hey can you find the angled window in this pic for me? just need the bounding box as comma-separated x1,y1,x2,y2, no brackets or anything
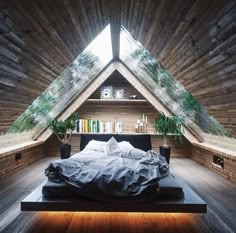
3,24,234,150
4,25,112,143
120,26,231,141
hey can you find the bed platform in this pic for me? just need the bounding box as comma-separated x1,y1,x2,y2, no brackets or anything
21,134,206,213
21,174,206,213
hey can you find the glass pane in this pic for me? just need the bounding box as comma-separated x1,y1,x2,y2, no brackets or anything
120,26,231,139
5,25,112,140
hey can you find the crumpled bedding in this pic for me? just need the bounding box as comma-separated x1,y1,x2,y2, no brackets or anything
45,149,169,201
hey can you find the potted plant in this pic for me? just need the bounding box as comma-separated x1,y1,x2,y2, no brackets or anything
49,113,78,159
154,112,184,164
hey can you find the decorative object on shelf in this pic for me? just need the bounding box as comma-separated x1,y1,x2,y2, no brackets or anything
213,155,224,169
100,86,113,99
129,95,137,99
135,113,148,133
154,112,184,164
115,120,123,133
49,113,78,159
114,89,124,99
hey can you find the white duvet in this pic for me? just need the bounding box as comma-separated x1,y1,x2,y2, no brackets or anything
45,138,169,201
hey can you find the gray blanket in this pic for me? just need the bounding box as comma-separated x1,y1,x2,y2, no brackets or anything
45,150,169,201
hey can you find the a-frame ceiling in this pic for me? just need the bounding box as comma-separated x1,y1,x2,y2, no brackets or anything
0,0,236,137
37,61,199,143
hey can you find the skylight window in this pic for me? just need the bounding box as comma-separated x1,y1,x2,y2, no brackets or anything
3,24,232,149
5,25,112,140
120,26,231,139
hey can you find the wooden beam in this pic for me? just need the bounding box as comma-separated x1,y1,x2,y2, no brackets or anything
110,0,121,59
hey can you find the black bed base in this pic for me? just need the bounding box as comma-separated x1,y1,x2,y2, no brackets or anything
21,182,207,213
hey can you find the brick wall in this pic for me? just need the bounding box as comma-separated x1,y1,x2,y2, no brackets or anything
0,143,45,178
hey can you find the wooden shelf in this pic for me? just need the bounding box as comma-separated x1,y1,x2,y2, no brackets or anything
86,99,147,104
71,132,166,136
72,132,152,135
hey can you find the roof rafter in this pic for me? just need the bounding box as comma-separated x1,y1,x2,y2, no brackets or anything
110,0,121,59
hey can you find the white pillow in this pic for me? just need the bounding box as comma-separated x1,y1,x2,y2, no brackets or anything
118,141,134,152
121,148,146,160
105,137,121,156
83,140,106,152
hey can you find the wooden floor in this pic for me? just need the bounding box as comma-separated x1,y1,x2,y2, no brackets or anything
0,157,236,233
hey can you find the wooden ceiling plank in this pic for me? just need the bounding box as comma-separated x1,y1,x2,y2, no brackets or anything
28,1,74,62
136,0,153,42
4,1,73,70
78,0,96,42
0,77,16,87
1,11,65,73
64,0,87,49
143,0,167,49
163,1,226,71
153,0,195,57
160,1,215,67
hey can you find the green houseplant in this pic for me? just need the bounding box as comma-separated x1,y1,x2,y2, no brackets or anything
49,112,78,159
154,112,184,164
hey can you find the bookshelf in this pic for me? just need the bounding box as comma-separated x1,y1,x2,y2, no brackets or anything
74,72,156,134
75,97,156,135
45,71,191,158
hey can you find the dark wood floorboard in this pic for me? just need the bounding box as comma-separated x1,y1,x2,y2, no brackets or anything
0,157,236,233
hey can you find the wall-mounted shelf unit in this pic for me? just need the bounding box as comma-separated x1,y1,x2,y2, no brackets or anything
44,70,191,158
86,99,147,104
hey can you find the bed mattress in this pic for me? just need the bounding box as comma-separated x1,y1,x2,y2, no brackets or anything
42,173,184,200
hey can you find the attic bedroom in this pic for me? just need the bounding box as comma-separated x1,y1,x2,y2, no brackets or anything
0,0,236,232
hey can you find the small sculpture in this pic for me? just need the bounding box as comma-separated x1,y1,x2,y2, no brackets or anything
129,95,137,99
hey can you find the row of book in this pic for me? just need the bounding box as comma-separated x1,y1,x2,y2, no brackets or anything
73,119,123,133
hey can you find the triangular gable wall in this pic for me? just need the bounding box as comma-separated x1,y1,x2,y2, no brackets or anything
37,61,199,143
